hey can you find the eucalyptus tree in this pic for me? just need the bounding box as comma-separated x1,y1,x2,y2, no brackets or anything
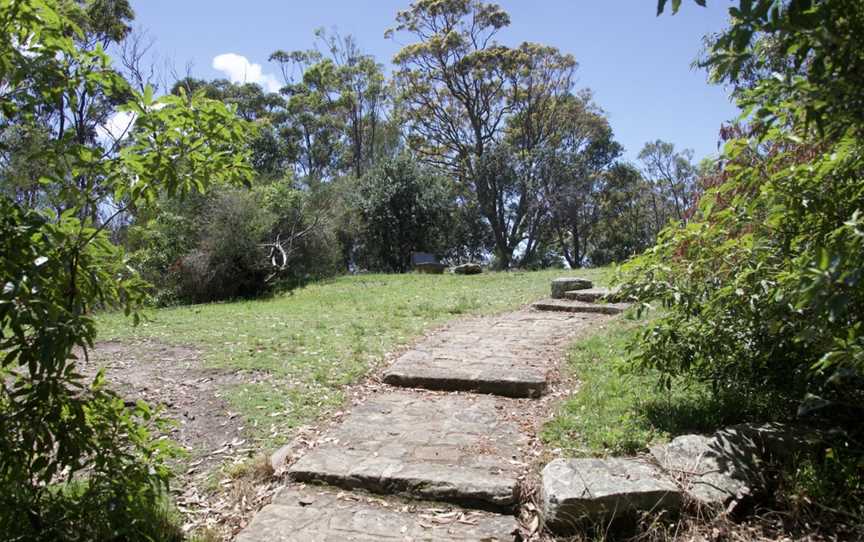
270,30,389,181
589,163,656,265
533,93,623,267
389,0,579,268
637,139,697,229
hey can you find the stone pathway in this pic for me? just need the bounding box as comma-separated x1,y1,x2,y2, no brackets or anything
384,309,600,397
236,279,616,541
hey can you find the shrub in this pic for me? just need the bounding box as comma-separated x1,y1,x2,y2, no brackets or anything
623,0,864,410
353,154,454,272
175,190,275,303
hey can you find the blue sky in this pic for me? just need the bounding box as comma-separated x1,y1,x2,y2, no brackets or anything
128,0,739,163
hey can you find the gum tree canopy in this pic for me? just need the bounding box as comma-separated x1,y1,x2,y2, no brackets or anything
389,0,595,268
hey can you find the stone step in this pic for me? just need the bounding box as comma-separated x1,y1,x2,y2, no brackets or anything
288,391,529,510
551,277,593,298
561,288,611,303
384,363,546,398
235,486,518,541
383,309,597,398
541,457,683,534
532,298,628,315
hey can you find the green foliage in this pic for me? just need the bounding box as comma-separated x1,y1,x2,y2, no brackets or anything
542,316,780,456
97,268,612,446
0,0,254,538
353,154,454,272
625,0,864,409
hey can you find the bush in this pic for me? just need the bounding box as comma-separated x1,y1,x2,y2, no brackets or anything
0,200,179,541
353,154,455,272
175,189,275,303
621,0,864,410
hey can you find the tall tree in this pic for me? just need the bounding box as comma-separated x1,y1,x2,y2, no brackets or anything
270,30,389,181
537,94,622,267
638,139,697,230
589,163,656,265
390,0,578,268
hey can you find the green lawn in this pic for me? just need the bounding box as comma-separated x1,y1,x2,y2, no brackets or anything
98,269,611,445
542,313,782,457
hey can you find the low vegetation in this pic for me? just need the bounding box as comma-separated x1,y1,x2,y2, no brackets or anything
99,269,610,442
543,314,784,457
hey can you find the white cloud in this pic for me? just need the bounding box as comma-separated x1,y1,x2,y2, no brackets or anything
212,53,281,93
97,110,137,142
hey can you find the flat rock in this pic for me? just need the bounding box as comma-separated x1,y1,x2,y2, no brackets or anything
542,458,683,533
288,391,529,509
651,423,825,507
235,486,518,541
532,298,628,315
384,310,597,397
651,434,760,507
452,263,483,275
561,288,613,303
551,277,594,298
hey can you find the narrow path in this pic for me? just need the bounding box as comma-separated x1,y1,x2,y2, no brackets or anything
236,291,614,541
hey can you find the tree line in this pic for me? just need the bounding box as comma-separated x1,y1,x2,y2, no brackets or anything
1,0,702,304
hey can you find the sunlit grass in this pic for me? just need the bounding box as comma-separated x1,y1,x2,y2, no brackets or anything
542,312,781,456
98,269,611,445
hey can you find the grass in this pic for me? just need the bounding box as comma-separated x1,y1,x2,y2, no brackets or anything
542,313,780,457
98,269,610,446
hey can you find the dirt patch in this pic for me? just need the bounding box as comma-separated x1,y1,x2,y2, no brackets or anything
79,340,253,476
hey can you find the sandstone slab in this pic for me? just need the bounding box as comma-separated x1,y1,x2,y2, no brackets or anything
532,298,628,315
651,423,825,508
235,486,518,541
384,310,598,397
551,277,594,298
561,288,612,303
542,458,682,533
288,391,529,509
452,263,483,275
651,434,759,507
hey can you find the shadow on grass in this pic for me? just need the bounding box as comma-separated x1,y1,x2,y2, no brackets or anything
639,387,794,439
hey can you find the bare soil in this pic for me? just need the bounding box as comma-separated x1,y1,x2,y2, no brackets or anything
79,340,251,473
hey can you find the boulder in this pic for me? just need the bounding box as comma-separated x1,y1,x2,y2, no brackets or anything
650,433,762,508
452,262,483,275
650,423,825,508
551,277,593,298
542,457,683,533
